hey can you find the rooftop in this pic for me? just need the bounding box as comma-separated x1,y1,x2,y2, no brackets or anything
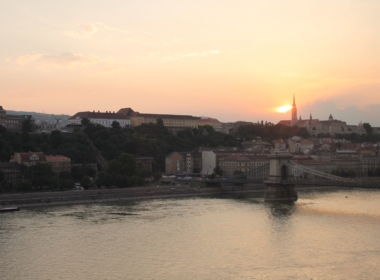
69,111,129,120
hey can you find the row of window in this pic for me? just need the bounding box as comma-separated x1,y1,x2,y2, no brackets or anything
221,162,268,167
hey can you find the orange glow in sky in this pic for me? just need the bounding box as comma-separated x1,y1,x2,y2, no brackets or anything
276,105,292,114
1,0,380,125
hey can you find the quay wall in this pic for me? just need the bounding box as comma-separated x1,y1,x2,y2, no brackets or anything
0,185,266,208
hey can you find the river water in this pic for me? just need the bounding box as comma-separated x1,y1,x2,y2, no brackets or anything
1,188,380,279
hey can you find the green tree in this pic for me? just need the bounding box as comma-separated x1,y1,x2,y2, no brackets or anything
71,166,85,181
81,176,92,189
0,169,5,183
213,166,224,176
153,172,162,181
22,118,34,133
81,117,90,126
111,121,121,129
233,170,247,179
0,125,6,134
19,180,33,192
363,123,373,135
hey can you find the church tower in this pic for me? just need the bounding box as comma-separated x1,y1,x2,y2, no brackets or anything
291,94,297,126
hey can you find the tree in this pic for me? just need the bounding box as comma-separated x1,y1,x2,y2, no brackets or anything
153,172,162,181
0,170,5,183
0,125,6,134
213,166,224,176
363,123,373,135
233,170,247,179
81,176,92,189
19,180,33,192
156,118,164,127
22,118,34,132
81,118,90,126
111,121,121,129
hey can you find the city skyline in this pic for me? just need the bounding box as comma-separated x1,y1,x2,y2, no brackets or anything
1,0,380,125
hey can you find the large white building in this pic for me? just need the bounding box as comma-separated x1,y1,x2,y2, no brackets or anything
68,111,130,128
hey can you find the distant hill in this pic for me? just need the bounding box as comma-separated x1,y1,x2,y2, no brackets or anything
7,110,71,127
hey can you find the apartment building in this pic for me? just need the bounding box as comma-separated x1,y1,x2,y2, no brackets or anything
46,155,71,173
219,155,269,178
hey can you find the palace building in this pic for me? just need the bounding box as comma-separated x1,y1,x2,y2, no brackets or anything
68,111,130,128
0,106,35,131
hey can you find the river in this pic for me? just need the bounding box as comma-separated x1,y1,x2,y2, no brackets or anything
1,188,380,279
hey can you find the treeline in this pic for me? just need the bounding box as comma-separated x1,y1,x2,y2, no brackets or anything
84,119,239,172
237,124,310,142
96,153,161,188
0,125,95,163
0,163,98,192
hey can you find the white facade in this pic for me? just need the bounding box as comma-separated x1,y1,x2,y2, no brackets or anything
201,151,216,175
68,112,131,128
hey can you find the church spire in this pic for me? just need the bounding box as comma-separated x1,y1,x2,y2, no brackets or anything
291,94,297,125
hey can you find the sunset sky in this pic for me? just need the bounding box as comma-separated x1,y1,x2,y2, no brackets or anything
1,0,380,125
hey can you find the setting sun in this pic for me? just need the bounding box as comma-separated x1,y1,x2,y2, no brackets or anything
276,105,292,113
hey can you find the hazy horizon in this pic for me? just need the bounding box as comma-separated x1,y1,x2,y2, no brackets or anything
1,0,380,125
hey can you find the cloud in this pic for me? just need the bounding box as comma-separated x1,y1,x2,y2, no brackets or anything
16,52,122,71
64,21,156,39
63,22,99,39
142,50,220,62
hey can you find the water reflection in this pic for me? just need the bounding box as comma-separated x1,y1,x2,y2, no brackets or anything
266,202,296,219
1,190,380,279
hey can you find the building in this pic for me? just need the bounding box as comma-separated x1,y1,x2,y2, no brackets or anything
198,117,229,133
292,156,337,178
360,155,380,176
241,138,272,151
136,157,154,172
0,105,35,131
10,152,72,174
118,108,199,129
165,152,184,175
10,152,47,166
219,155,269,178
46,155,71,173
68,111,130,128
200,147,241,175
278,96,366,136
273,139,287,150
164,149,202,175
0,162,20,184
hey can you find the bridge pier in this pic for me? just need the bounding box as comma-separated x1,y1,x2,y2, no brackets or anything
264,151,298,203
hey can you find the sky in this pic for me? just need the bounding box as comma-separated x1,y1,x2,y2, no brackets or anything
1,0,380,125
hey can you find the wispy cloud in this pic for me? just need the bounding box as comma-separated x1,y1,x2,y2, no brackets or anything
63,22,99,39
142,50,220,62
64,21,156,39
16,52,122,72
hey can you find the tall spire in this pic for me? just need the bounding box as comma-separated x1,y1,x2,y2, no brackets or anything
291,94,297,125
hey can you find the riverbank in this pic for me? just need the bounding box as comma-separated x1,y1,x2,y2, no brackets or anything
0,184,266,208
0,184,368,208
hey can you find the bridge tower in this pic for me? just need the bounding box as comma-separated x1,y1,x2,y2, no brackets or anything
264,150,298,202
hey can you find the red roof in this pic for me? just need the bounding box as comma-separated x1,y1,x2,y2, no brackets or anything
46,155,70,162
18,152,46,162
